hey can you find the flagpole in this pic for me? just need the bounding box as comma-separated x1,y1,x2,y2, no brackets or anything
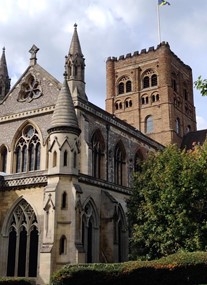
157,3,161,43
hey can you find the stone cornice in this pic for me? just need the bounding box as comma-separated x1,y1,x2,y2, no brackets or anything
0,171,47,190
79,174,132,195
0,105,55,123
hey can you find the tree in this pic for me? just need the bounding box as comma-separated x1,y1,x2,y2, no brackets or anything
127,143,207,260
194,76,207,96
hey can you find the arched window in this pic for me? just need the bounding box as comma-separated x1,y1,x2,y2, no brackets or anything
82,199,99,263
143,76,150,88
63,150,68,166
145,115,153,133
113,204,127,262
91,130,105,179
14,125,41,173
114,142,126,186
73,151,77,168
61,192,67,209
6,199,38,277
118,82,124,94
53,151,57,167
134,150,143,172
126,81,132,92
176,118,181,135
59,235,67,255
151,74,157,86
0,145,8,172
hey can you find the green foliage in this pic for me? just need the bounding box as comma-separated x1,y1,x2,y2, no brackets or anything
0,278,32,285
127,143,207,260
195,76,207,96
51,252,207,285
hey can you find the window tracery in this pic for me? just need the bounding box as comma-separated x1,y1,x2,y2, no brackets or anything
6,199,38,277
14,125,41,173
142,70,158,89
18,74,42,102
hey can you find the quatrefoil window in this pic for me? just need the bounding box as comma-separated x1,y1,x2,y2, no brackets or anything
18,74,42,102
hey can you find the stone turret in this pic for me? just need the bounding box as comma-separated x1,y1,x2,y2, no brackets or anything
0,48,10,100
65,24,87,101
47,73,81,175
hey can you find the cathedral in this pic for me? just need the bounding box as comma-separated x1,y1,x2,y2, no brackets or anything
0,24,197,284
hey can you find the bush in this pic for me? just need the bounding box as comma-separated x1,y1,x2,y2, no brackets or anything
51,252,207,285
0,278,33,285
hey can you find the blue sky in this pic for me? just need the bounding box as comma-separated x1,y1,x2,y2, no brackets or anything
0,0,207,129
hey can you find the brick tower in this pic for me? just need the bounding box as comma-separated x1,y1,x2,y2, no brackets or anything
105,42,197,146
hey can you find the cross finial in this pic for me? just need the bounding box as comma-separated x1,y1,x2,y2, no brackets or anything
29,44,39,65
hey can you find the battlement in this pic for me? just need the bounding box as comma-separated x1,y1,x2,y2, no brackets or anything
106,41,191,70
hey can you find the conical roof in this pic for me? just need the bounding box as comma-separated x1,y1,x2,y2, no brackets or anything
68,23,83,56
0,47,9,78
48,76,80,135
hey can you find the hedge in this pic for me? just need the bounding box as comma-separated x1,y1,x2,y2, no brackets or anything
0,278,33,285
51,251,207,285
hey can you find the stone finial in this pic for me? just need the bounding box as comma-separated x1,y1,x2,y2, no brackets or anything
29,44,39,66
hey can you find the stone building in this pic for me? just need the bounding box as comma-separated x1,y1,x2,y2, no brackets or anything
0,25,164,284
105,42,197,146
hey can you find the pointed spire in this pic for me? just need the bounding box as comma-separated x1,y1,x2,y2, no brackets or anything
65,24,87,101
0,47,10,99
48,73,81,136
68,23,83,57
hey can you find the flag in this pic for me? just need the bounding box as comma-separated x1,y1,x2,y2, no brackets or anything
158,0,170,6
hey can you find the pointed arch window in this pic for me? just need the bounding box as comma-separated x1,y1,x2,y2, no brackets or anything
82,199,99,263
134,150,143,172
59,235,67,255
6,199,39,277
61,191,67,209
91,130,105,179
114,142,126,186
14,125,41,173
145,115,153,133
176,118,181,135
113,205,127,262
63,150,68,166
0,145,8,172
53,151,57,167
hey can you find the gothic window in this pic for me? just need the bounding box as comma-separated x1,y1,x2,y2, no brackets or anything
113,204,127,262
145,115,153,133
176,118,181,135
63,150,68,166
114,142,126,186
73,151,77,168
134,150,143,172
126,80,132,92
18,74,42,102
6,199,38,277
0,145,7,172
59,235,67,255
91,130,105,179
171,73,178,93
53,151,57,167
118,82,124,94
14,125,41,173
61,192,67,209
82,199,98,263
